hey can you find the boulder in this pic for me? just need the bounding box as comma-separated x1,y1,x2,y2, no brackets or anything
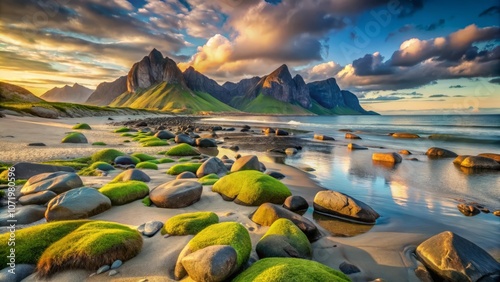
11,162,75,179
347,143,368,150
195,138,217,148
478,153,500,163
399,150,412,155
283,196,309,212
176,171,197,179
392,133,420,138
372,152,402,163
175,134,195,146
0,205,46,225
460,156,500,170
266,171,286,180
230,155,261,172
426,147,458,158
113,169,151,182
20,172,83,197
453,155,470,165
181,245,238,282
61,132,88,143
416,231,500,281
149,180,202,208
345,133,361,139
45,187,112,221
137,221,163,237
457,204,480,216
99,181,150,206
314,134,335,141
0,264,36,282
161,211,219,236
114,156,138,166
18,190,57,205
250,203,321,242
166,143,200,156
313,190,380,224
263,128,275,134
154,130,175,140
196,157,228,178
256,218,312,259
275,129,289,136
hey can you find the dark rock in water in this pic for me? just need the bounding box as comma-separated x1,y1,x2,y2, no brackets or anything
18,190,57,205
149,180,202,208
426,147,458,158
231,155,261,172
137,220,163,237
266,171,286,180
345,133,361,139
12,162,75,179
0,264,36,282
314,134,335,141
478,153,500,163
348,143,368,150
114,169,150,182
20,172,83,196
0,205,46,225
283,196,309,212
275,129,289,136
195,138,217,148
176,171,197,179
460,156,500,170
28,142,46,146
154,130,176,140
339,262,361,274
175,134,195,146
196,157,228,178
457,204,480,216
313,190,380,224
114,156,137,166
416,231,500,281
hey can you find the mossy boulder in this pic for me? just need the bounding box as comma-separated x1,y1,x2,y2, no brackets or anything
198,173,220,185
167,163,202,175
141,139,169,147
72,123,92,130
99,181,150,205
112,169,151,182
142,196,151,206
61,132,88,144
136,162,158,170
114,127,130,133
174,222,252,280
91,149,126,163
212,170,291,206
131,153,156,162
89,161,114,171
161,211,219,236
232,258,350,282
256,218,312,259
166,144,201,156
158,158,175,163
91,142,107,146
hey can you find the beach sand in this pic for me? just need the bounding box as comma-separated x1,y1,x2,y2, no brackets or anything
0,114,489,281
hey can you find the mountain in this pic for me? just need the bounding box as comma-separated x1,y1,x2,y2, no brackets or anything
183,66,231,104
0,82,43,103
86,76,127,106
41,83,93,103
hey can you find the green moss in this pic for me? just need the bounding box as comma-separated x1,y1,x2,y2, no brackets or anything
158,158,175,163
177,157,190,162
166,144,200,156
161,212,219,236
142,196,151,206
186,222,251,268
99,180,150,205
124,140,131,143
61,132,87,143
167,163,202,175
121,133,136,137
114,127,130,133
91,149,126,163
89,161,114,171
232,258,351,282
92,142,107,146
78,167,103,176
257,218,312,259
141,140,169,147
72,123,92,130
135,162,158,170
131,153,157,162
198,173,219,185
212,170,291,206
145,159,160,164
42,157,91,170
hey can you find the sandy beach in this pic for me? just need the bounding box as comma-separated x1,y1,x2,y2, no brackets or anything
0,114,498,282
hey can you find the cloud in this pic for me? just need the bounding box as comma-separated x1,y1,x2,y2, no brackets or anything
479,6,500,17
429,94,449,98
449,85,465,88
300,61,344,81
389,91,423,97
416,19,445,31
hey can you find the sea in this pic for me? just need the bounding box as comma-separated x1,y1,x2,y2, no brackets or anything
200,114,500,254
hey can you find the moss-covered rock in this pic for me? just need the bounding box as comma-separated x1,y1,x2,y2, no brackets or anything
177,157,190,162
114,127,130,133
91,149,126,163
212,170,291,206
167,163,202,175
166,144,201,156
61,132,88,144
232,258,350,282
89,161,114,171
135,162,158,170
141,140,169,147
174,222,251,280
198,173,219,185
91,142,107,146
158,158,175,163
99,181,150,205
256,218,312,259
72,123,92,130
161,211,219,236
131,153,156,162
142,196,151,206
121,132,136,137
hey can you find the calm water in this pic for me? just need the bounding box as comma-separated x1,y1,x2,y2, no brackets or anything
201,115,500,254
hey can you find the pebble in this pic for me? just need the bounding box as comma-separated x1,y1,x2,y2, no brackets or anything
109,270,118,276
111,260,123,269
96,265,110,274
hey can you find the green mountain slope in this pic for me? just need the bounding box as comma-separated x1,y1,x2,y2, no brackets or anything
239,94,313,115
309,100,363,115
110,82,237,114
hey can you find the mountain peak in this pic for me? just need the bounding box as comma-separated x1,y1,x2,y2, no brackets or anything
269,64,290,77
148,48,164,61
185,66,196,72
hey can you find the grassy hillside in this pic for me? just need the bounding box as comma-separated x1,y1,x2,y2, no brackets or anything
110,82,237,114
0,82,43,103
309,100,362,115
240,94,313,115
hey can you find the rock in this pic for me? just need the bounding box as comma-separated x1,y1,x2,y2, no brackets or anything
0,264,36,282
181,245,238,282
457,204,480,216
96,265,110,274
149,180,202,208
0,205,46,225
114,156,138,166
372,152,402,163
175,134,195,145
138,221,163,237
266,171,286,180
426,147,458,158
263,128,275,134
242,125,251,130
18,190,57,205
493,210,500,216
154,130,175,140
478,153,500,163
28,142,46,146
229,145,239,151
166,143,200,156
453,155,470,165
230,155,261,172
392,132,420,138
339,262,361,274
313,190,380,224
285,148,298,155
256,218,312,259
275,129,289,136
111,260,123,269
416,231,500,281
348,143,368,150
345,133,361,139
283,196,309,212
314,134,335,141
11,162,75,179
61,132,88,143
109,270,118,276
20,172,83,196
259,162,267,172
211,126,222,131
195,138,217,148
225,127,235,131
460,156,500,170
176,171,197,179
399,150,412,155
196,157,228,178
113,169,151,182
250,203,321,241
45,187,112,221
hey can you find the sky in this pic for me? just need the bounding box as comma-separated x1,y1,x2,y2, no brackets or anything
0,0,499,114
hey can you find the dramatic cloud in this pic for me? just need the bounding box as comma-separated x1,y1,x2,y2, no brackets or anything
385,19,445,41
300,61,344,81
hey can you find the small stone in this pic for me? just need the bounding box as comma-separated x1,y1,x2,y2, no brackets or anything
109,270,118,276
28,142,46,146
96,265,110,274
111,260,123,269
493,210,500,216
339,261,361,274
457,204,480,216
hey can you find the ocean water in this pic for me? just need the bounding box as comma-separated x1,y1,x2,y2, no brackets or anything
201,115,500,254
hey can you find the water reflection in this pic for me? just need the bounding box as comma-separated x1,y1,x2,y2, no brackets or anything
313,213,374,237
